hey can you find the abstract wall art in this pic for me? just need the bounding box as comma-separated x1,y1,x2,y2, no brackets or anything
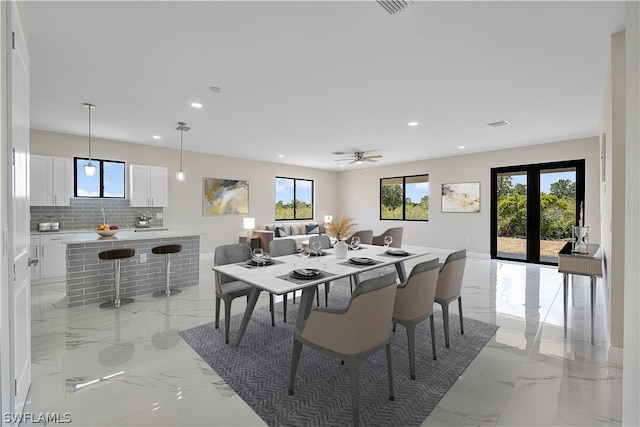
441,182,480,213
203,178,249,215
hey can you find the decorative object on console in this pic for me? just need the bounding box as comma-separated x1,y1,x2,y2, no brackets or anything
572,202,589,253
441,182,480,213
203,178,249,215
83,102,96,176
175,122,190,182
243,217,255,238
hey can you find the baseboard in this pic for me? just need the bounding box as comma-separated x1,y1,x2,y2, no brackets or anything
608,345,623,367
468,251,491,259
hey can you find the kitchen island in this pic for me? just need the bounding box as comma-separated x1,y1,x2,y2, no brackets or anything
62,230,202,308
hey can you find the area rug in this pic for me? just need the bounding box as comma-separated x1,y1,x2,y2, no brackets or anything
179,285,498,427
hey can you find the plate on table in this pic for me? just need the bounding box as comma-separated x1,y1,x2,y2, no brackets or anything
247,257,275,266
305,249,328,256
348,257,376,265
385,249,409,256
289,268,323,280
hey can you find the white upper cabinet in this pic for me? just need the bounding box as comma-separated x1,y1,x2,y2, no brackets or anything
30,155,70,206
129,164,168,207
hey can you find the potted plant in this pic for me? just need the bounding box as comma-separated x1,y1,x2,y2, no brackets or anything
325,216,357,258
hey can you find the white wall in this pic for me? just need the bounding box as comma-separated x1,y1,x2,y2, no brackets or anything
337,137,600,256
30,130,339,258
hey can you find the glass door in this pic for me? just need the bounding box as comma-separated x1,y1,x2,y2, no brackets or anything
491,160,585,265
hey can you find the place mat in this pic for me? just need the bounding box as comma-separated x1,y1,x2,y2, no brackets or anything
339,258,384,269
277,269,337,284
237,258,285,269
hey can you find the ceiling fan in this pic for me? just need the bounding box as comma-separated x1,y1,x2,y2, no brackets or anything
333,151,383,165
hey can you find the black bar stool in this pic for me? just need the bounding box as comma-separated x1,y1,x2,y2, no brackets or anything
99,248,136,308
152,243,183,297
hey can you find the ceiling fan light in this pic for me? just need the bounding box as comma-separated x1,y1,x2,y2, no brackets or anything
84,161,96,176
355,160,364,165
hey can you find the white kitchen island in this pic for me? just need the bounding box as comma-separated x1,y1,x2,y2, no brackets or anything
62,230,202,308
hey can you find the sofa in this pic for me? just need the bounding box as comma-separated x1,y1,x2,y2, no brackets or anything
254,222,326,251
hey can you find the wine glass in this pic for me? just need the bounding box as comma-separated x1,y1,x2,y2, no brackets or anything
301,248,311,263
384,235,393,248
253,248,265,266
311,241,323,261
350,236,360,252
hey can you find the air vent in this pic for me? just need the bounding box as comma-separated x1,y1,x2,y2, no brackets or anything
377,0,412,15
487,120,510,128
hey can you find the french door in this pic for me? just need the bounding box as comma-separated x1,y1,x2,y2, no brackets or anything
491,160,585,265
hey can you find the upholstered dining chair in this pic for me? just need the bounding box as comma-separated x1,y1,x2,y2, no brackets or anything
308,234,332,306
435,249,467,347
372,227,403,248
288,272,398,427
392,258,440,379
214,243,275,344
269,238,299,322
345,229,373,245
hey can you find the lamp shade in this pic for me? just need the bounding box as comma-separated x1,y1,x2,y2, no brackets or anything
324,215,333,223
243,218,256,230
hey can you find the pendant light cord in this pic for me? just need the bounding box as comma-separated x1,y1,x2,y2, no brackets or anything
179,129,183,170
84,103,95,160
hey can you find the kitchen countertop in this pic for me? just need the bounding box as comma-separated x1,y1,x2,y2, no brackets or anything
60,230,202,244
31,227,168,235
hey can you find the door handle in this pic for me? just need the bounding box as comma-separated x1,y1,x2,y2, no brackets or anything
28,258,39,267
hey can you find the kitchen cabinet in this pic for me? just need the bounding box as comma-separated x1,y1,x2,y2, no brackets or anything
30,155,71,206
129,164,168,207
30,233,70,284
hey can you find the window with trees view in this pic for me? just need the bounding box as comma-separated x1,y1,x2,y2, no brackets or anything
380,174,429,220
275,177,313,220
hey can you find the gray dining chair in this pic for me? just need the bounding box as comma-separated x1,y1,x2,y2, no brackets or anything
435,249,467,347
392,258,440,379
345,229,373,245
372,227,403,247
214,243,275,344
307,234,332,306
288,272,398,427
269,239,299,322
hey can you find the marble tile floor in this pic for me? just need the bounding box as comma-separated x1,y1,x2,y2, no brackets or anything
24,250,622,426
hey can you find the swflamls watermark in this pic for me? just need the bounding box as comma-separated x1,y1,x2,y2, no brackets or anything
3,412,72,424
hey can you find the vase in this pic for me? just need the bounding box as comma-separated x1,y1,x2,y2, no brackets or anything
334,239,348,259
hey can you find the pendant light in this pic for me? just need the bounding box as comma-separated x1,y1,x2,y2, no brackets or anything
175,121,190,182
83,102,96,176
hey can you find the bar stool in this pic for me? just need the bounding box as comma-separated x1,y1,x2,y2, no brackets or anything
99,248,136,308
152,243,183,297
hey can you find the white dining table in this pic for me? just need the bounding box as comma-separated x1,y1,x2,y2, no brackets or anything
212,244,434,346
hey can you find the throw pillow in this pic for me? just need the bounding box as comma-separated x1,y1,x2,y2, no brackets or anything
266,225,276,232
305,224,320,235
289,225,299,236
275,226,287,237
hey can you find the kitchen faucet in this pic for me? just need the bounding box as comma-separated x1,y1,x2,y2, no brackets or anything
101,208,106,225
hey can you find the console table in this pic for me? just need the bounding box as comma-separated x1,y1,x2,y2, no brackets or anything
557,242,603,344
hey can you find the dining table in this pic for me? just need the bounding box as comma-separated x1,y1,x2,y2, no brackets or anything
212,244,434,347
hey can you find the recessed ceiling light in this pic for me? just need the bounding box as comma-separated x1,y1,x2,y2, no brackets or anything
152,135,161,140
458,146,465,149
407,121,419,127
278,154,284,158
191,102,203,108
209,86,222,93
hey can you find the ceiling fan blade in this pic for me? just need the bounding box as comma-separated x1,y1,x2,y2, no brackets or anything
364,155,383,160
334,158,353,161
365,158,379,162
349,159,357,164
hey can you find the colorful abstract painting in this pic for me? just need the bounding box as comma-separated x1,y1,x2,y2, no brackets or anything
203,178,249,215
441,182,480,213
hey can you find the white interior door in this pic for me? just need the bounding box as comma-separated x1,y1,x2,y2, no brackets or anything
9,1,31,413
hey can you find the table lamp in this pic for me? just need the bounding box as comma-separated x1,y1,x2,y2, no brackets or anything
243,218,255,238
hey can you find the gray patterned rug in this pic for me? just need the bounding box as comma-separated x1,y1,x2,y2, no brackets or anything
179,284,498,426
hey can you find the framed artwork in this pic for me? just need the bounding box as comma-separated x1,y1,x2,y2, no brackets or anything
441,182,480,213
203,178,249,216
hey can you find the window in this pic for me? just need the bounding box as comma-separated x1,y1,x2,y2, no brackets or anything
275,177,314,220
74,157,125,198
380,174,429,220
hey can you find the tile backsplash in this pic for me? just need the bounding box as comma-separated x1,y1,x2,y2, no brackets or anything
30,199,163,231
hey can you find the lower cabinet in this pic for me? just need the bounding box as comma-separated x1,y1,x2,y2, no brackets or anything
31,234,70,284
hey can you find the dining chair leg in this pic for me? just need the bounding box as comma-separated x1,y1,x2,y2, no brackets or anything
392,322,396,333
347,360,361,427
324,282,330,307
214,296,221,329
406,323,416,380
269,294,275,327
315,287,320,306
458,296,464,335
349,276,354,293
386,342,395,400
442,303,451,347
293,292,296,304
288,339,303,395
429,314,437,360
